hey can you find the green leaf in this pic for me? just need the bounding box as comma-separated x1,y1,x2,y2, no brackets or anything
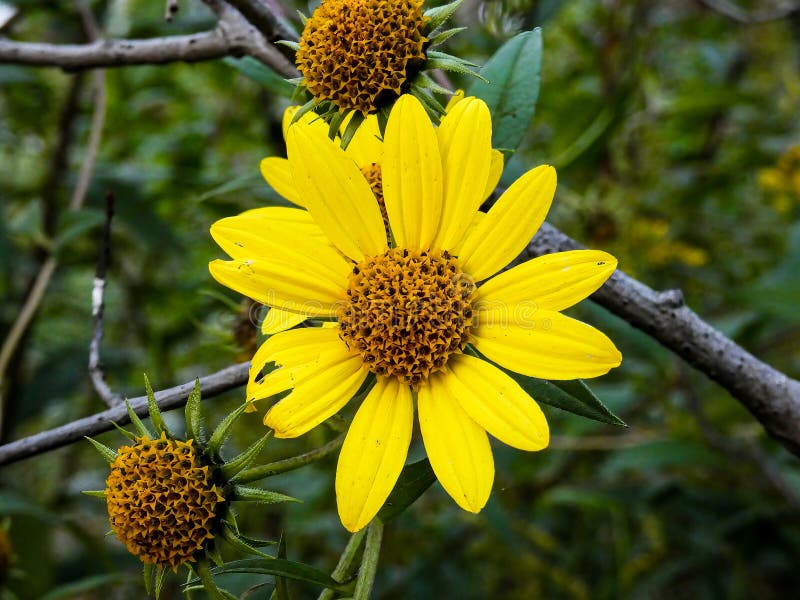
85,437,117,463
40,574,133,600
232,486,301,505
144,373,171,437
222,56,295,97
377,458,436,522
467,28,543,154
223,431,273,480
186,559,353,594
185,379,204,444
208,403,248,458
511,374,626,426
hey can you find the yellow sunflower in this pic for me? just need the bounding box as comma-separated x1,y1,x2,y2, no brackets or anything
258,94,504,335
209,94,622,532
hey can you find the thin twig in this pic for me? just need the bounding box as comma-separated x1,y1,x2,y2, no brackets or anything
0,363,250,465
696,0,800,23
165,0,179,22
89,193,121,407
525,223,800,458
224,0,298,46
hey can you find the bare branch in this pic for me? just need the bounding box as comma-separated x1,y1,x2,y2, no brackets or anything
89,193,121,407
165,0,180,22
696,0,800,23
524,223,800,458
224,0,298,51
0,31,237,69
0,363,249,465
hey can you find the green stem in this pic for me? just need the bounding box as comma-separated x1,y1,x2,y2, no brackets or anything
353,520,384,600
236,433,346,484
318,529,368,600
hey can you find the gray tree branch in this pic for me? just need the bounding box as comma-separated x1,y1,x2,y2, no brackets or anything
0,363,249,465
0,0,297,75
525,223,800,457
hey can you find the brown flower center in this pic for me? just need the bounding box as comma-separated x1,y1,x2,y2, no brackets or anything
105,434,224,570
296,0,427,114
338,248,475,387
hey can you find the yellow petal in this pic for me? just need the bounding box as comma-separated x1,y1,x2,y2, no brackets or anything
418,374,494,513
445,89,465,112
483,149,504,201
210,207,332,260
458,165,557,281
344,114,383,168
336,378,413,532
445,354,549,451
473,310,622,380
209,256,345,317
432,97,493,250
281,106,300,138
261,308,308,335
264,350,369,438
475,250,618,312
382,95,443,249
260,157,304,207
251,326,344,373
287,125,386,261
247,366,295,403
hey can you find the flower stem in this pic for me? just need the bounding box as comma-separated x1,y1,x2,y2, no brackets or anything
317,529,368,600
353,519,384,600
235,433,346,484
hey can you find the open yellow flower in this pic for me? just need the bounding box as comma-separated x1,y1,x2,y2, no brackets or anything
258,96,504,335
209,94,622,532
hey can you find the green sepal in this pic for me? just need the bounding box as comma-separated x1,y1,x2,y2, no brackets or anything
424,0,464,33
125,399,153,438
339,111,365,151
296,10,307,25
376,106,391,138
144,374,171,438
85,437,117,463
154,566,167,600
231,486,301,504
276,40,300,51
207,544,225,568
327,109,348,142
221,522,273,558
184,379,204,445
143,563,154,596
429,26,467,48
222,517,277,548
110,420,136,441
208,403,248,459
290,98,318,125
191,560,227,600
223,431,273,480
426,51,484,80
81,490,106,498
409,85,445,123
412,71,452,96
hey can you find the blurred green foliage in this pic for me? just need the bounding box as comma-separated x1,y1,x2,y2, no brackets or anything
1,0,799,598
